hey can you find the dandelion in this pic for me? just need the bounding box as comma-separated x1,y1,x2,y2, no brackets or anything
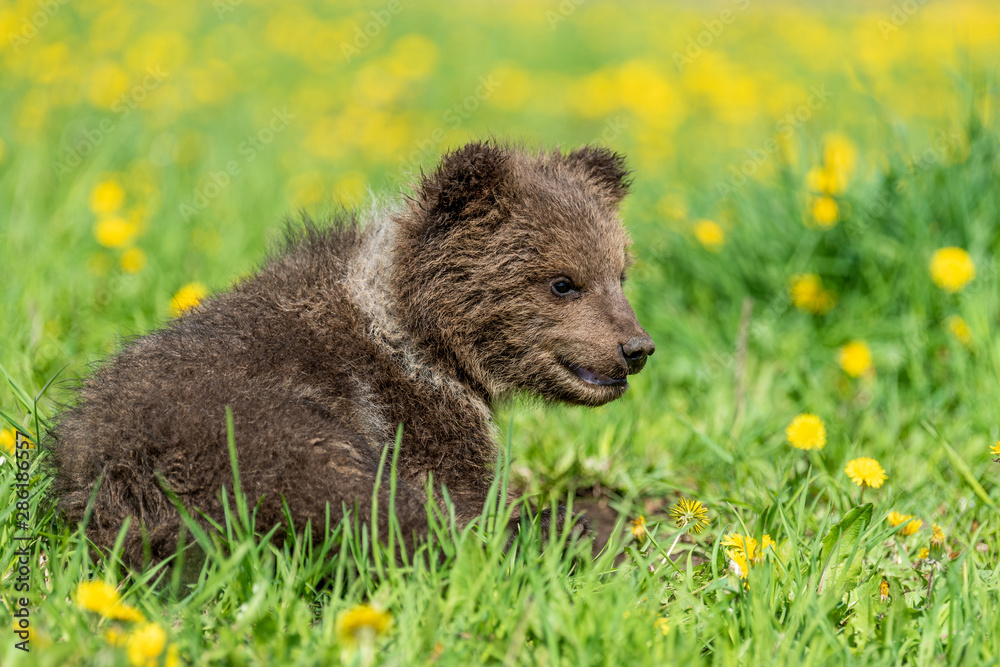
785,413,826,451
809,196,839,229
654,617,669,635
90,179,125,216
105,628,128,647
947,315,971,346
822,134,858,178
844,457,887,494
126,622,166,667
991,441,1000,463
930,523,945,546
669,497,710,533
75,580,144,623
806,166,847,196
917,547,929,559
120,248,147,274
0,428,15,457
169,282,209,317
693,220,724,252
722,533,774,579
335,604,392,646
878,579,890,603
789,273,835,314
838,340,873,377
929,247,975,293
630,516,647,541
887,511,922,536
94,217,138,249
165,644,180,667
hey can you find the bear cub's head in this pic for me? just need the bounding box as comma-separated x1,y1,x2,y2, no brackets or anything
393,141,654,407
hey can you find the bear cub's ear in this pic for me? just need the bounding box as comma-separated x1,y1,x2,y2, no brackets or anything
417,141,509,230
564,146,631,204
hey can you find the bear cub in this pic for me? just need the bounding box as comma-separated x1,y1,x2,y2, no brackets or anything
50,141,655,566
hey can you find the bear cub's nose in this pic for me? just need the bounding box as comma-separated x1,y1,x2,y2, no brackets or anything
621,335,655,374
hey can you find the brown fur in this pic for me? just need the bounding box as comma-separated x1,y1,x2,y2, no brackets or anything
48,141,654,567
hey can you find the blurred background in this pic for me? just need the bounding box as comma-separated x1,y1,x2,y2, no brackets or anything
2,0,998,502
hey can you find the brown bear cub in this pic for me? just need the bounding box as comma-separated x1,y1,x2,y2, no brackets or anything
50,141,655,567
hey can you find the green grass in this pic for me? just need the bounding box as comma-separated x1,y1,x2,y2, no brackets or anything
3,1,1000,664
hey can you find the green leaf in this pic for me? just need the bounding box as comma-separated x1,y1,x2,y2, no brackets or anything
818,504,873,594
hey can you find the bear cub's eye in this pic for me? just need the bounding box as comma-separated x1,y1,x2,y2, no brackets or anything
550,277,579,297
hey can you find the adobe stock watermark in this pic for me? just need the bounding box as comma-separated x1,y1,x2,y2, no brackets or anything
51,66,170,180
845,128,963,241
179,108,295,220
6,0,71,52
546,0,586,30
391,75,502,185
341,0,403,62
696,295,788,390
713,84,832,198
214,0,243,19
672,0,751,72
878,0,931,39
592,115,628,145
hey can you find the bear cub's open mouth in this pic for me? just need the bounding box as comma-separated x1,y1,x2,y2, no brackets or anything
563,361,628,387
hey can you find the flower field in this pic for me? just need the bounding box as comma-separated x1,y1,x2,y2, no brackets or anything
2,0,999,664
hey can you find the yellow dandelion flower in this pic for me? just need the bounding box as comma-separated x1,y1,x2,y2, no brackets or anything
387,34,439,80
120,248,147,274
822,134,858,179
917,547,929,559
76,580,119,613
887,511,922,536
669,497,710,534
165,644,180,667
105,628,128,647
844,457,887,489
785,413,826,451
947,315,972,346
929,247,975,293
75,580,144,622
335,604,392,646
809,196,839,229
727,549,749,579
654,617,669,635
0,428,15,457
991,441,1000,462
630,516,647,541
90,179,125,216
94,217,139,249
722,533,774,578
693,220,724,252
930,523,945,546
878,579,890,603
789,274,836,315
838,340,873,377
901,518,923,536
169,282,209,317
887,511,910,527
126,622,166,667
806,165,847,196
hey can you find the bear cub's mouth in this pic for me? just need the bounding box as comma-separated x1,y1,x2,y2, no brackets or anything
562,361,628,387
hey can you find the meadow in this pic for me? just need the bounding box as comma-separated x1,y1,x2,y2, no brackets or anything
2,0,1000,664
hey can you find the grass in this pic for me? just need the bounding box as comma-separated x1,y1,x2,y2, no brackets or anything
3,0,1000,664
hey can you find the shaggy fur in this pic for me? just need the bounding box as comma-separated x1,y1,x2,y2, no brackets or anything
48,141,655,567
